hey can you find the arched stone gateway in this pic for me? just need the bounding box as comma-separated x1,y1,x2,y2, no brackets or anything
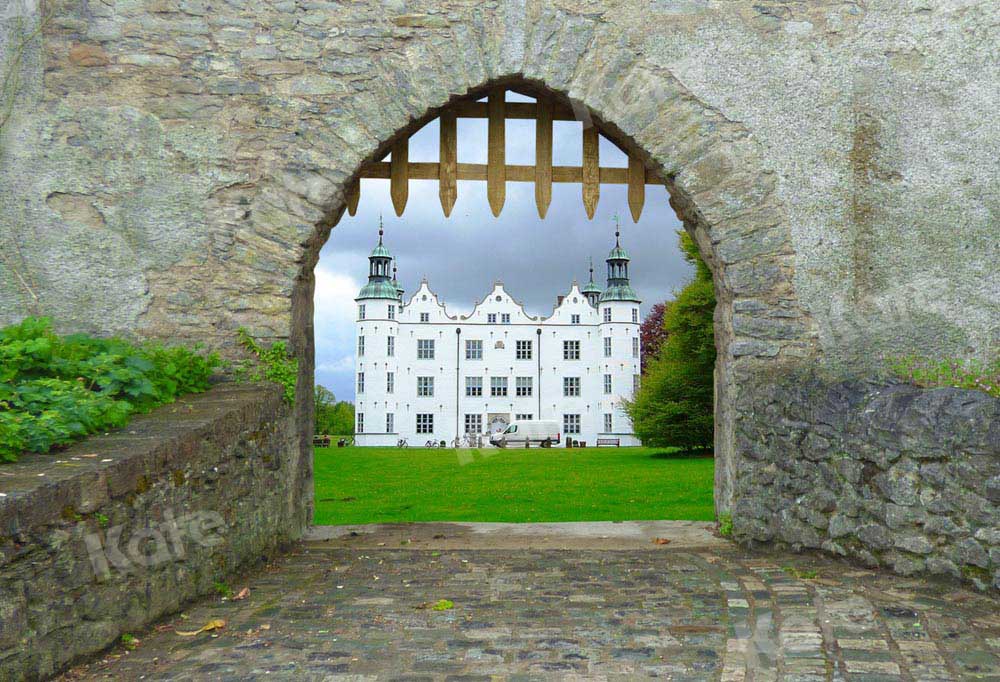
1,2,997,588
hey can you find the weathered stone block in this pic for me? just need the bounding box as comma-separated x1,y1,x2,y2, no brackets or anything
0,384,302,681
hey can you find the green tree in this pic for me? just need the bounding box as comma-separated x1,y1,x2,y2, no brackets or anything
330,400,355,435
314,384,337,434
624,231,716,451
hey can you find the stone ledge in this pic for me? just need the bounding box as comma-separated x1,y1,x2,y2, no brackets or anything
0,382,285,538
0,381,300,681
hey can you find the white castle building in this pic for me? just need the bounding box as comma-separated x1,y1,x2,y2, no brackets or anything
354,224,642,446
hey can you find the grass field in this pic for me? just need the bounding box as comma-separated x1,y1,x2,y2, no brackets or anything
313,445,715,525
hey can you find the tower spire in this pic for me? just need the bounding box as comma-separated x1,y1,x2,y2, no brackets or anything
356,215,397,301
598,214,640,304
582,255,603,306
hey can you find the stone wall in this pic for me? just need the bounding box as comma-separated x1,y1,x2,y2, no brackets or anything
0,383,305,681
732,371,1000,591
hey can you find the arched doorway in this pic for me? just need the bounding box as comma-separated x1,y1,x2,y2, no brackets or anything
286,77,816,525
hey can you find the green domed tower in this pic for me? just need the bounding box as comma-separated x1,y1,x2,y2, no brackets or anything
598,219,640,304
356,219,400,303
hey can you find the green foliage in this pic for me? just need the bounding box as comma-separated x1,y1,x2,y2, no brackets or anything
782,566,818,580
314,384,355,435
888,355,999,398
213,581,233,599
0,317,219,463
718,513,733,538
624,231,716,451
234,329,298,404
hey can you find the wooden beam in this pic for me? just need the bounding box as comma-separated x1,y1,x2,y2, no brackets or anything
451,100,577,122
627,154,645,223
359,161,662,185
439,110,457,217
346,178,360,216
582,125,599,219
487,89,505,217
534,96,553,219
389,138,409,216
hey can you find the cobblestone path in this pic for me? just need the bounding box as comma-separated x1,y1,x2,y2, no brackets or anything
62,530,1000,681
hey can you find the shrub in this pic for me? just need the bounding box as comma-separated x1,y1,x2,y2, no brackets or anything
234,328,298,404
888,355,999,398
0,317,219,462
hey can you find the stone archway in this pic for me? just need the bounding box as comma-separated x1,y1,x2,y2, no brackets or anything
283,72,816,524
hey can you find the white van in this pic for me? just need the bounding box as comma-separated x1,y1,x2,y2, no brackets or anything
489,420,561,448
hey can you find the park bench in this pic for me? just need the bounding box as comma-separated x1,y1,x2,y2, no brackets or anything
596,437,620,447
313,435,331,447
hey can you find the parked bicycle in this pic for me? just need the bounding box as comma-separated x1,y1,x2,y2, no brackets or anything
397,438,408,448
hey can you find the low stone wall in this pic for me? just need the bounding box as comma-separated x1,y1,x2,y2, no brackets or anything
0,382,305,681
733,372,1000,591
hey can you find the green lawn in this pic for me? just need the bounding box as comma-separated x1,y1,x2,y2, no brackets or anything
313,445,715,525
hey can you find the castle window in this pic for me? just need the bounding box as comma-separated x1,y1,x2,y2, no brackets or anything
571,314,580,325
604,413,613,433
465,376,483,397
491,377,508,397
358,304,366,320
604,374,612,394
386,372,394,393
515,413,533,421
417,376,434,397
357,336,365,357
516,377,533,397
417,339,435,359
603,307,612,323
632,308,638,323
604,337,612,357
387,336,395,357
563,377,580,397
488,313,497,323
563,414,580,434
357,412,364,433
516,340,532,360
386,413,394,433
357,372,365,394
632,337,639,358
563,340,580,360
464,414,482,434
466,339,482,360
633,375,640,393
388,304,395,320
501,313,511,324
420,312,430,322
416,413,433,434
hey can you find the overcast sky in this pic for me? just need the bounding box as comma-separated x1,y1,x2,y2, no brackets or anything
315,96,690,402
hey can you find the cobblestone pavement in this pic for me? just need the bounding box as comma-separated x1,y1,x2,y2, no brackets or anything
61,530,1000,681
